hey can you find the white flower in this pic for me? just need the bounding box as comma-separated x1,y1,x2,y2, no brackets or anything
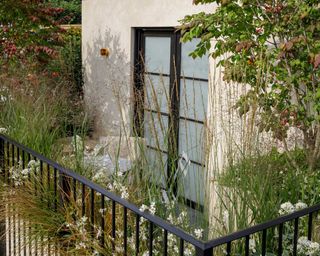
116,171,124,177
92,250,99,256
107,183,114,191
140,204,148,212
249,239,256,253
80,216,88,223
98,208,107,215
184,247,193,256
194,228,203,239
28,160,40,172
92,170,107,183
167,214,174,223
21,168,29,176
120,186,129,199
149,202,156,215
297,237,320,256
76,241,86,249
279,202,295,215
294,201,308,211
0,127,7,134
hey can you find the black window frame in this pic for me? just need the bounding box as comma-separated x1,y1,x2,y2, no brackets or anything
133,27,208,210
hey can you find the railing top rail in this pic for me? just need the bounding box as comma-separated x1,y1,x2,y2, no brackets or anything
1,133,320,251
0,134,205,249
203,203,320,249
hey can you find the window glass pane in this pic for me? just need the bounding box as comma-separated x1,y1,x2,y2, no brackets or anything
145,149,167,187
178,120,206,163
179,79,208,121
145,74,170,114
144,112,169,151
145,37,171,74
178,163,205,204
181,39,209,79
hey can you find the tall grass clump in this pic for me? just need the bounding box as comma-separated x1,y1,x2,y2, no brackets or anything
0,27,86,159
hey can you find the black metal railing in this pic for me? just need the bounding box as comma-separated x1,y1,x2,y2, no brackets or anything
0,133,319,256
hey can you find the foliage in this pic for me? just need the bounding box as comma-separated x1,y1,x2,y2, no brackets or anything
0,0,69,66
217,149,320,254
46,0,82,24
180,0,320,169
218,149,318,230
60,27,83,94
0,61,87,158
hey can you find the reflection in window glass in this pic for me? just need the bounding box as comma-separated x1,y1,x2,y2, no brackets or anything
145,37,171,74
144,74,170,114
178,120,206,164
178,163,205,204
144,112,169,152
181,38,209,79
179,79,208,121
145,149,168,187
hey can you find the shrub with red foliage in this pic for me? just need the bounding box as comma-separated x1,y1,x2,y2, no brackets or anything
0,0,70,65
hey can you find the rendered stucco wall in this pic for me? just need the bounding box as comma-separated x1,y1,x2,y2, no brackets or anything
82,0,243,220
82,0,304,228
82,0,214,136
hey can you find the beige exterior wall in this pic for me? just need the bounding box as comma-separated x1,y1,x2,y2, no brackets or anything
82,0,238,219
82,0,277,223
82,0,214,136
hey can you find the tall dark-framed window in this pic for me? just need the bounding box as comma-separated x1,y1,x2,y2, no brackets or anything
133,27,209,208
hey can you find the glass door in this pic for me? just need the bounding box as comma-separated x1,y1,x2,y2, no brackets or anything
134,28,209,208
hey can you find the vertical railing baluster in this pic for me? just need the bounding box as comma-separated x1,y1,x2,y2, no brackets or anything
33,157,38,256
47,164,51,209
163,230,168,256
100,195,105,248
123,207,127,255
245,235,249,256
262,229,267,256
21,148,26,255
82,184,86,216
90,189,95,237
54,168,57,211
6,142,9,184
278,223,283,256
135,215,140,256
0,137,6,255
27,153,31,181
11,145,16,256
308,212,313,240
112,201,116,252
40,160,43,190
11,144,14,169
293,218,299,256
149,222,153,256
17,147,21,255
6,142,11,255
179,238,184,256
195,246,213,256
226,241,231,256
73,178,77,202
27,153,31,255
34,156,37,197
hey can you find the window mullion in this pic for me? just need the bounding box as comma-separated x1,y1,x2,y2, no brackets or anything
166,32,181,195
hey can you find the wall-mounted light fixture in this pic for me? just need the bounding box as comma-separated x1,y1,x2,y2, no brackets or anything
100,48,110,57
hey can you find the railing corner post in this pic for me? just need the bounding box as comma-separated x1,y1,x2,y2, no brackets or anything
195,246,213,256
